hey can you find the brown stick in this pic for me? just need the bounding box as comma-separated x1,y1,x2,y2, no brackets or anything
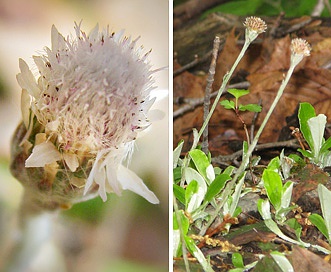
173,50,213,77
202,36,221,154
211,139,300,164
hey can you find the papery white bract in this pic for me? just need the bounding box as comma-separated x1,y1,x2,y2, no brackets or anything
16,22,159,204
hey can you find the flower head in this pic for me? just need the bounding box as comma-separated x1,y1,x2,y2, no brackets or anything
12,22,159,208
290,38,311,57
243,16,267,43
290,38,311,67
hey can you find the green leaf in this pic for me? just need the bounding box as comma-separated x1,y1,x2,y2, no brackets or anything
308,114,327,159
267,156,281,171
228,171,246,217
173,140,184,168
173,210,189,233
286,218,301,230
173,184,185,205
298,148,313,159
227,88,250,99
242,141,249,165
321,151,331,167
318,184,331,241
223,165,236,176
239,103,262,112
183,167,207,212
213,167,222,175
281,181,293,209
192,128,200,150
251,156,261,167
258,198,271,220
276,206,297,222
280,150,293,179
220,99,235,110
320,137,331,154
189,149,212,183
270,251,294,272
173,210,190,257
263,170,282,210
233,206,242,218
185,180,199,207
232,252,244,268
298,102,316,151
184,236,214,272
173,166,182,183
204,173,231,202
288,154,306,166
264,218,309,247
309,213,329,241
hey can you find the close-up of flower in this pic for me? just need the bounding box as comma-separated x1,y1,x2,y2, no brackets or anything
11,22,159,211
0,1,168,271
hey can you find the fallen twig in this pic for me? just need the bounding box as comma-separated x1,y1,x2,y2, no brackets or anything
174,50,214,77
212,139,300,164
202,36,221,154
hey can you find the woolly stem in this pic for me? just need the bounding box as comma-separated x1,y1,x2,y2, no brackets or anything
200,61,298,235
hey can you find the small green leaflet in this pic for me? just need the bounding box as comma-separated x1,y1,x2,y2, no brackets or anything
220,100,235,110
238,104,262,112
227,88,250,100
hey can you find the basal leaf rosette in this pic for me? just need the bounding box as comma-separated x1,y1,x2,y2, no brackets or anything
11,23,159,211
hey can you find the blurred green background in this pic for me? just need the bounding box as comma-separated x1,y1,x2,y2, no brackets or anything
175,0,331,17
0,0,169,271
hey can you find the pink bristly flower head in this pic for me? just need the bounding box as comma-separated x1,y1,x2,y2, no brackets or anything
290,38,311,67
243,16,267,42
243,16,267,34
290,38,311,57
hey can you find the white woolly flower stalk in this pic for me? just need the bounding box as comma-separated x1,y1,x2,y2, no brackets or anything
200,38,311,235
195,16,267,147
11,23,159,211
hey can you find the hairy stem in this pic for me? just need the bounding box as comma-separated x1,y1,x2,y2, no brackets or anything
4,191,65,272
200,62,297,235
193,38,251,151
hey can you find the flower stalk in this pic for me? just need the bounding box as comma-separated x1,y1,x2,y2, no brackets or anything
4,212,59,272
194,17,267,149
200,38,311,235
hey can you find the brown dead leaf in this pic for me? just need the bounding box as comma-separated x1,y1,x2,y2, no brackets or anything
229,229,276,246
290,246,331,272
257,36,291,73
292,163,329,204
174,61,206,151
